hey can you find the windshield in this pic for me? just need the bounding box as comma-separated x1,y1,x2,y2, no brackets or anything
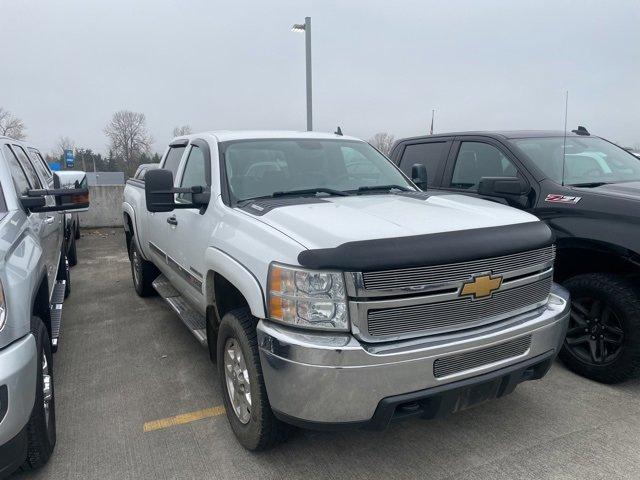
513,136,640,186
223,139,414,202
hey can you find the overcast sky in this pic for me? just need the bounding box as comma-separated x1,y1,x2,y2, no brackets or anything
2,0,639,154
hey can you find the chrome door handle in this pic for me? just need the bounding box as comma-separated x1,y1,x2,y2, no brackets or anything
44,216,56,224
167,216,178,226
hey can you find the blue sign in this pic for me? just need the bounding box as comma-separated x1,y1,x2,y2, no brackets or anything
49,162,61,171
64,149,74,168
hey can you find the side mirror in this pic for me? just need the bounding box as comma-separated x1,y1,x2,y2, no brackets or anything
145,169,175,213
411,163,428,190
478,177,531,206
21,171,90,213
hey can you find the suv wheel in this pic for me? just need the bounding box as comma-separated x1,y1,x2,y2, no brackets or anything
20,316,56,471
560,273,640,383
217,307,289,450
130,238,158,297
68,235,78,267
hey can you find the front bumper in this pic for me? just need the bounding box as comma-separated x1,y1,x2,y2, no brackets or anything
257,283,569,427
0,334,37,447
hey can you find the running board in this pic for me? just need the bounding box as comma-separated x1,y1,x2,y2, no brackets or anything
152,274,207,346
50,280,66,353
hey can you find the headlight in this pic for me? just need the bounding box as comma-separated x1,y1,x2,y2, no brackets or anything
267,263,348,331
0,279,6,332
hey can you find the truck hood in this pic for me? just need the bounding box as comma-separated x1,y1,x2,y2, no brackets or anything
574,181,640,202
250,193,539,250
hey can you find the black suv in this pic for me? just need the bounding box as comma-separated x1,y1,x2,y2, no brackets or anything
390,129,640,384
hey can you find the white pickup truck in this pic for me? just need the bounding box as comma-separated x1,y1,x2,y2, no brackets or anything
122,131,569,450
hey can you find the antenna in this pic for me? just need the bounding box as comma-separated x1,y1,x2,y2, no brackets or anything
334,126,343,136
561,91,568,187
430,109,435,135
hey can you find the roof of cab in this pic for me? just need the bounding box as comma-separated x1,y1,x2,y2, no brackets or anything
398,130,587,143
172,130,363,143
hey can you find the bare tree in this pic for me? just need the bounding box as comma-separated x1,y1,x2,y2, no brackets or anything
369,132,395,155
104,110,152,173
0,108,26,140
173,125,192,137
57,136,76,156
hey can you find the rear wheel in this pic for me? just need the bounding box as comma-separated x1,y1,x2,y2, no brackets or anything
130,238,158,297
560,273,640,383
20,317,56,471
217,308,288,450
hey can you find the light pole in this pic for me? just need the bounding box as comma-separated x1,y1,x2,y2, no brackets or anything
292,17,312,131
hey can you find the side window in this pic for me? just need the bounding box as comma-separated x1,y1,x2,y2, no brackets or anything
29,150,52,180
178,146,207,203
162,146,186,177
13,145,42,189
398,142,447,186
2,145,32,195
450,142,518,190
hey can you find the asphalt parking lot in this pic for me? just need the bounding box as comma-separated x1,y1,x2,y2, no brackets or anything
12,228,640,480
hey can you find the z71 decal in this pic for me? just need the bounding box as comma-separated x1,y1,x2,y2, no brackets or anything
545,194,582,204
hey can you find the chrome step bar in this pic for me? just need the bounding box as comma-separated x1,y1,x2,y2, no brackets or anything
152,274,207,346
50,280,66,353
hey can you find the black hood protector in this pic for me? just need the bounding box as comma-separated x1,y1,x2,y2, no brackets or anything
298,221,554,271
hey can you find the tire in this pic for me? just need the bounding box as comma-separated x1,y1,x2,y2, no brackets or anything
20,316,56,471
559,273,640,384
74,221,80,240
68,235,77,267
217,307,289,450
130,238,158,297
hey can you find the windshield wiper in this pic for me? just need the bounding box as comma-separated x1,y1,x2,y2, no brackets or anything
272,187,350,197
354,184,412,193
569,182,609,188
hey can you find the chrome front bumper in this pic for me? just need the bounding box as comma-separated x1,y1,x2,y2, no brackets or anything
257,283,570,426
0,334,37,446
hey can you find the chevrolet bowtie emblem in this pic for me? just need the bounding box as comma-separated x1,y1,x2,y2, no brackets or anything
460,274,503,299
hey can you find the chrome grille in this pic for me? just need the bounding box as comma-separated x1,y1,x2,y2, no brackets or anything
361,246,555,292
366,276,552,338
433,335,532,378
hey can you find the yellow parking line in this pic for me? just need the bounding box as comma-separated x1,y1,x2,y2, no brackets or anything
143,405,226,432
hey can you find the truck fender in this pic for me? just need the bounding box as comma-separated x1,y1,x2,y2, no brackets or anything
122,202,146,260
204,247,267,319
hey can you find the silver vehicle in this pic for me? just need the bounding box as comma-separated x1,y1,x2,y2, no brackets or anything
0,137,88,477
123,131,570,450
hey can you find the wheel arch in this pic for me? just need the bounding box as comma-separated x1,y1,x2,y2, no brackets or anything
31,270,51,339
555,237,640,281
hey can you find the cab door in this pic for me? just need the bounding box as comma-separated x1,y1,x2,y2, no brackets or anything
2,144,60,292
165,140,212,312
145,142,188,286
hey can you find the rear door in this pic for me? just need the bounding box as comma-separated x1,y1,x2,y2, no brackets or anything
146,141,188,285
394,138,452,187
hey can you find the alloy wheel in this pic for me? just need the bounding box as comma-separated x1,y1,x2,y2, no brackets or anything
564,297,624,365
42,353,53,431
223,338,252,424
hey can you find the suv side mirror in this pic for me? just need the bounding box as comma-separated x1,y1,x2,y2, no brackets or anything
21,171,90,213
411,164,428,190
478,177,531,206
145,169,175,213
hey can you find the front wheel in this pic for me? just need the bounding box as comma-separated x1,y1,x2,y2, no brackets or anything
559,273,640,384
20,317,56,471
68,235,77,267
217,308,289,450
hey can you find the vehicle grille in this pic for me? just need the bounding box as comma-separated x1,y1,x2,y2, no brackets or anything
367,276,552,338
361,246,555,292
433,335,532,378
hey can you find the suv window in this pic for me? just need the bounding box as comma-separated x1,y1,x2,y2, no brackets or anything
178,146,207,203
2,145,32,195
450,141,518,190
13,145,43,189
162,146,186,177
398,142,447,186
